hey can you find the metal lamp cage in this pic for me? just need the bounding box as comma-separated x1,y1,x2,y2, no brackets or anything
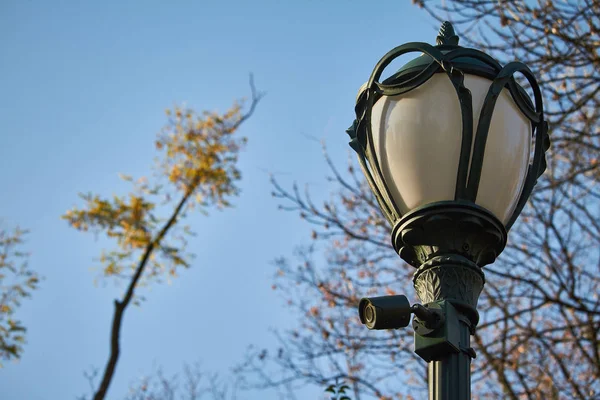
346,22,551,245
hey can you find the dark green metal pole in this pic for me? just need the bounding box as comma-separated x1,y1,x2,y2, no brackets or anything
411,257,484,400
427,317,473,400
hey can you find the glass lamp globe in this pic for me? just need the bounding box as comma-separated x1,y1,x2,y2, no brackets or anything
369,73,531,225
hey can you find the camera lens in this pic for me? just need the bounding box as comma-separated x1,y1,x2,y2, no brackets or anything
364,303,375,324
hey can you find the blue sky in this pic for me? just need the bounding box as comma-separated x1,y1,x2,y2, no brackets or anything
0,1,437,399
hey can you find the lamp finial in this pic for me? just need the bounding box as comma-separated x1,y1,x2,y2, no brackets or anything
436,21,459,46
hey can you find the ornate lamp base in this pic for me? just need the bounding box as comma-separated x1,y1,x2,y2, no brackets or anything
391,201,506,327
392,201,507,269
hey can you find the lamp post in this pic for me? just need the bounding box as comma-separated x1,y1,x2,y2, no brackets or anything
348,22,550,399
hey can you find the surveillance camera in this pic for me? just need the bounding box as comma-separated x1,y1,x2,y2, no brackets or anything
358,295,411,330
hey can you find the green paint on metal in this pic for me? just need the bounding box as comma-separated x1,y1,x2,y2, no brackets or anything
436,21,459,46
413,301,461,362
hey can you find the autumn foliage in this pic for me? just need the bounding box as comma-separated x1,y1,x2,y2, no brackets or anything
64,82,262,400
0,227,40,365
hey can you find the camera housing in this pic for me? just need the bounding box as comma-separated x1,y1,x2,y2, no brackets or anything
358,295,411,329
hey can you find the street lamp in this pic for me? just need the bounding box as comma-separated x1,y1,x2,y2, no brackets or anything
348,22,550,399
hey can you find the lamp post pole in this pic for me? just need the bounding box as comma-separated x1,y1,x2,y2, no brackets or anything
394,203,505,400
351,22,550,400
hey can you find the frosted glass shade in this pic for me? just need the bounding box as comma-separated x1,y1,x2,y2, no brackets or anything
370,73,531,224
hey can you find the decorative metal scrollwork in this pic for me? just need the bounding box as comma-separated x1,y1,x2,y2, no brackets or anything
346,21,550,233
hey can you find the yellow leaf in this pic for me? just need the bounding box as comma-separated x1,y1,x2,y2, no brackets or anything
118,173,133,182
